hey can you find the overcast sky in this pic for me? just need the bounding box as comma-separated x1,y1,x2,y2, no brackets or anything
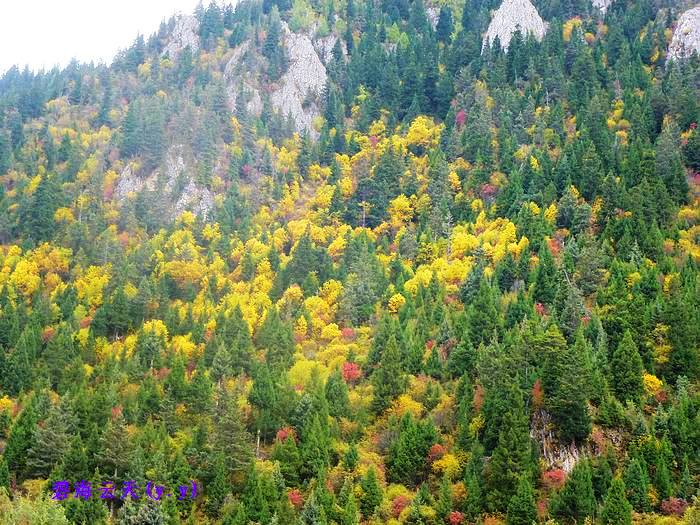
0,0,205,74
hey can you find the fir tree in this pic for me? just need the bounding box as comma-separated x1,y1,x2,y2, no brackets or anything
506,476,538,525
370,334,406,413
610,330,644,404
359,468,382,519
550,459,596,523
600,477,632,525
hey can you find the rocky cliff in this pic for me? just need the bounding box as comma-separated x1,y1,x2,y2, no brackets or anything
270,23,327,137
668,6,700,61
482,0,547,51
162,15,200,59
591,0,612,14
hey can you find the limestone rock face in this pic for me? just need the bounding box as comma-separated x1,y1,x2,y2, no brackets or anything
427,7,440,30
115,146,213,219
482,0,547,52
314,33,340,64
270,23,327,137
162,15,200,59
668,6,700,62
224,42,262,114
591,0,612,14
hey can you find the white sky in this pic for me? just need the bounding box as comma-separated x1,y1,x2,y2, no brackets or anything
0,0,205,74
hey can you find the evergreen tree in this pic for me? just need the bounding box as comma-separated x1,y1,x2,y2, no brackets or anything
533,242,557,305
205,452,230,518
550,459,596,522
212,387,253,477
325,368,350,418
610,330,644,404
506,476,537,525
541,327,592,443
370,334,406,413
359,468,382,519
600,477,632,525
623,457,651,512
26,402,70,478
486,386,533,512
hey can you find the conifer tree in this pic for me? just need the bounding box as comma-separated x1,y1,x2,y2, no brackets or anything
610,330,644,404
550,459,596,522
325,368,350,418
623,457,651,512
486,386,533,512
370,334,406,413
213,387,253,478
26,402,70,478
255,306,295,370
359,468,382,519
533,242,557,305
506,475,538,525
600,477,632,525
205,452,230,518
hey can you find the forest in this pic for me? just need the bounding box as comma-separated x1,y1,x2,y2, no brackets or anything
0,0,698,523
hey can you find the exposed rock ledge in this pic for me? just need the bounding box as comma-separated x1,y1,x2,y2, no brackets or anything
115,146,214,220
162,15,200,59
591,0,612,14
482,0,547,52
668,6,700,62
270,22,328,137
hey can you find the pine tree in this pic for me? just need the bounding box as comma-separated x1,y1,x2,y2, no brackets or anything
97,414,131,480
205,452,230,518
255,306,295,370
3,393,42,479
541,327,592,443
212,387,253,477
610,330,644,404
26,402,70,478
370,334,406,413
342,483,360,525
506,475,538,525
0,130,12,175
435,6,454,43
463,446,484,519
533,242,557,305
301,489,328,525
271,433,302,487
387,414,437,486
359,468,382,519
600,477,632,525
550,459,596,522
467,279,499,347
623,457,651,512
299,414,331,480
486,386,533,512
325,368,350,418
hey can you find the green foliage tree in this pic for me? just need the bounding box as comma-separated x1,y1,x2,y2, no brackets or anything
610,330,644,404
600,477,632,525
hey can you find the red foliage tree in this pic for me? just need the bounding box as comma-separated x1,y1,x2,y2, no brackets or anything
342,361,362,384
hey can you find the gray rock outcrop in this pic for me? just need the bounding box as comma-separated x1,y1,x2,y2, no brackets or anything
115,145,213,219
162,15,200,59
224,42,263,115
591,0,612,14
482,0,547,52
668,6,700,62
270,23,327,137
